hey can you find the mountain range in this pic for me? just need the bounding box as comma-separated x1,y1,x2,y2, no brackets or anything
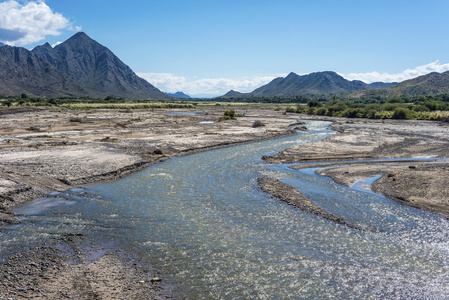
352,71,449,98
0,32,170,100
165,91,191,98
222,71,397,98
1,32,448,100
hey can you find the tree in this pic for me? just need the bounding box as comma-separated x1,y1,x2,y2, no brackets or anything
307,100,321,108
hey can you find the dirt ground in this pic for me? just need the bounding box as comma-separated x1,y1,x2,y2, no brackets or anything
0,234,181,299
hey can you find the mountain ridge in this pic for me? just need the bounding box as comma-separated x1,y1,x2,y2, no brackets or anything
0,45,92,97
31,32,170,100
352,71,449,98
0,32,170,99
221,71,397,98
165,91,191,98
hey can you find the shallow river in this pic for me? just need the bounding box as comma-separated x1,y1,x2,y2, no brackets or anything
3,120,449,299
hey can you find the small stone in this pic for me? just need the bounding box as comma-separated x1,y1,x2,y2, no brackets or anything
151,277,161,282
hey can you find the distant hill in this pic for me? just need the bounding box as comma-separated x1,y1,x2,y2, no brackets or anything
352,71,449,98
31,32,170,100
0,42,5,47
221,71,397,98
222,90,246,98
0,45,90,98
165,91,191,98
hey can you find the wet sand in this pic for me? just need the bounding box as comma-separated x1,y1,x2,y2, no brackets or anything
0,234,180,299
258,177,361,229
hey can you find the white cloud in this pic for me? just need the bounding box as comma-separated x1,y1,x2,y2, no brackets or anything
51,41,62,48
0,0,71,46
137,73,286,97
341,61,449,83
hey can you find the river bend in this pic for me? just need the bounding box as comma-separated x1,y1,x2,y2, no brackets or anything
3,120,449,299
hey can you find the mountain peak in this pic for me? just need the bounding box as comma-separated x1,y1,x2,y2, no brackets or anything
20,32,170,99
165,91,191,98
57,32,96,49
286,72,299,78
72,32,91,40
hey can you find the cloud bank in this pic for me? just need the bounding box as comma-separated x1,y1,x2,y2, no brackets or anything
137,73,285,97
341,61,449,83
0,0,71,46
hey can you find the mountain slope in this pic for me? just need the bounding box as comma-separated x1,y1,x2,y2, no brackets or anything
257,72,368,96
221,71,396,98
32,32,170,100
165,91,191,98
353,71,449,97
0,46,90,97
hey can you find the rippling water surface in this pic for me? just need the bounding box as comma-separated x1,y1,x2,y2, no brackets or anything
3,120,449,299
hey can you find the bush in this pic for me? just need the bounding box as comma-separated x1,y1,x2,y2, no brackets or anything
252,120,265,128
391,107,409,119
315,107,327,115
366,109,378,119
219,109,238,121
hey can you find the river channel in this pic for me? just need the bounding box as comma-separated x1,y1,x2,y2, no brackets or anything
3,120,449,299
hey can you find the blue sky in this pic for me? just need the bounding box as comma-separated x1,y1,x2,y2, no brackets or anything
1,0,449,97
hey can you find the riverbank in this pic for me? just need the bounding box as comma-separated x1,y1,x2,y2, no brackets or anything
0,233,182,299
0,106,298,217
263,116,449,219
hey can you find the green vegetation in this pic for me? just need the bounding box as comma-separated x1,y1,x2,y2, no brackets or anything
219,109,240,121
282,94,449,120
2,92,449,120
0,95,196,110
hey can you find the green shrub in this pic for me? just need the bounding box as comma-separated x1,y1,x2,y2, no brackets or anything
219,109,238,121
391,107,409,119
315,107,327,115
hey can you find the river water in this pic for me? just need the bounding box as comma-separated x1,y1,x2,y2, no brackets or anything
3,120,449,299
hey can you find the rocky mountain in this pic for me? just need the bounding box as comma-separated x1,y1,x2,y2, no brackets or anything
31,32,170,100
0,42,5,47
0,45,90,97
165,91,191,98
353,71,449,98
221,71,397,98
222,90,246,98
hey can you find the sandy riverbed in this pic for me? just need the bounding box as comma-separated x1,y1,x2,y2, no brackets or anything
3,108,449,298
262,116,449,219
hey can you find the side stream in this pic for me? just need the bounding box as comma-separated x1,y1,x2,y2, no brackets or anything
4,120,449,299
